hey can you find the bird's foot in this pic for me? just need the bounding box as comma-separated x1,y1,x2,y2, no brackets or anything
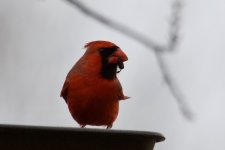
106,125,112,129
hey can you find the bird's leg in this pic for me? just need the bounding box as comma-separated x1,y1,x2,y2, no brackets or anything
106,125,112,129
80,125,86,128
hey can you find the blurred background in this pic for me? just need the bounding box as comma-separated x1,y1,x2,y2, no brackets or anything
1,0,225,150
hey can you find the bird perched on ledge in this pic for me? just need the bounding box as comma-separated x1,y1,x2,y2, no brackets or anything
61,41,129,129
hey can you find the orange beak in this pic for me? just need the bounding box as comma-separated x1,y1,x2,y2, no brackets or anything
108,48,128,71
108,48,128,64
113,48,128,62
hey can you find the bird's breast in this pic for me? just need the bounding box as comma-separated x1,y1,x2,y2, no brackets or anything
67,75,120,126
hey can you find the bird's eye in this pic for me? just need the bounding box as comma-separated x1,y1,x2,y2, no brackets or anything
99,46,119,57
99,46,118,53
99,48,105,53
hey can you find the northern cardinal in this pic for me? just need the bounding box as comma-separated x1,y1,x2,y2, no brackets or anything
61,41,128,129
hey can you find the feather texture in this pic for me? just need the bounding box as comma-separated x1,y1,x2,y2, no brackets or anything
61,41,128,128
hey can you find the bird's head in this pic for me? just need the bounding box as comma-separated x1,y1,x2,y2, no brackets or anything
84,41,128,79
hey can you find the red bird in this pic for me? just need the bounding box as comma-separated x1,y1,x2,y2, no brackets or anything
61,41,128,129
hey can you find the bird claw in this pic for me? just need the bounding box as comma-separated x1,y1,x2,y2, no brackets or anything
106,125,112,129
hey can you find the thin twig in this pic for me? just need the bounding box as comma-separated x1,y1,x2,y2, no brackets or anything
65,0,194,120
155,52,193,120
65,0,167,52
157,0,194,119
168,0,182,51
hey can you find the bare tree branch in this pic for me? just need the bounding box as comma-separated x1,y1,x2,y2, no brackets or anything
65,0,167,52
157,0,194,120
155,52,194,120
168,0,182,51
65,0,194,120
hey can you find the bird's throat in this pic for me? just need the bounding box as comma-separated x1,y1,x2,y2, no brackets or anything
100,54,124,80
101,62,118,80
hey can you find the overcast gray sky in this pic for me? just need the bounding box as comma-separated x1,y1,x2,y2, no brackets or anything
1,0,225,150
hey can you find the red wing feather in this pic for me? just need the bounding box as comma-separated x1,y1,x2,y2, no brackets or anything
60,79,70,102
